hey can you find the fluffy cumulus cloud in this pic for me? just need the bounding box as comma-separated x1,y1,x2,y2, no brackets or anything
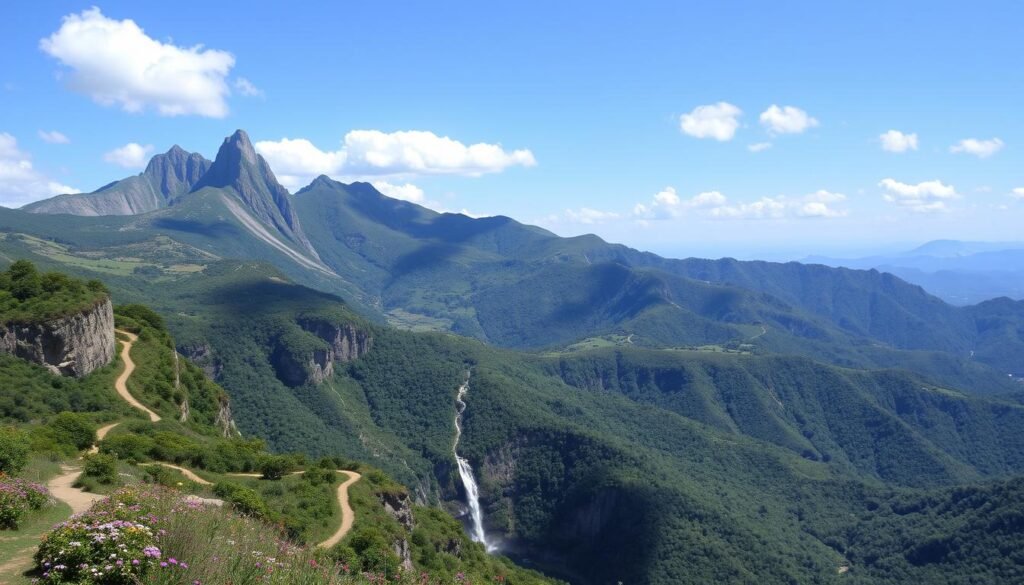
103,143,153,168
1012,188,1024,200
371,181,425,203
879,178,958,213
950,138,1004,158
40,8,235,117
234,77,263,97
679,102,742,141
759,105,819,135
747,142,772,152
633,187,727,220
879,130,918,153
254,130,536,189
0,133,78,207
38,130,70,144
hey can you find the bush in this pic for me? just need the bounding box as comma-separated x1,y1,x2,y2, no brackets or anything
0,426,30,474
101,433,156,462
0,476,50,529
82,452,119,485
259,454,292,480
35,486,178,584
49,411,97,451
213,481,270,519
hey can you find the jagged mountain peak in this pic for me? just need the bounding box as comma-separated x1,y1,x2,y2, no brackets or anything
191,130,320,260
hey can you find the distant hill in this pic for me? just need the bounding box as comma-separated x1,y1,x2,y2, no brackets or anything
807,240,1024,305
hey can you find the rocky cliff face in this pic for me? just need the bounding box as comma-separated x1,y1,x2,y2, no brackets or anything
272,319,372,387
215,397,240,437
0,298,115,377
191,130,319,259
24,146,211,216
379,491,415,571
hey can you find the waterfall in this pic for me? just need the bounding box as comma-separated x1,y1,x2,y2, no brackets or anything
454,376,496,552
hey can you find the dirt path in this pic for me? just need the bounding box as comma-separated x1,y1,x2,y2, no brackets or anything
139,462,213,486
114,330,160,423
318,471,362,548
47,465,104,516
87,422,121,455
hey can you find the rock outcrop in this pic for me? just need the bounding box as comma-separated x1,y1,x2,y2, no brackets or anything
0,298,115,377
215,397,240,437
191,130,319,259
24,146,210,216
378,491,415,571
272,318,372,387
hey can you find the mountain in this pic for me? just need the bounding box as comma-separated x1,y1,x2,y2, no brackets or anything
23,145,211,216
6,129,1024,582
806,240,1024,305
191,130,319,259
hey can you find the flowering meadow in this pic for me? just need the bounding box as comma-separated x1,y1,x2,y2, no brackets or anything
0,474,51,528
28,482,547,585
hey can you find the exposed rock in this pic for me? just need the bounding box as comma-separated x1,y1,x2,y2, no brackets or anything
379,491,415,531
0,298,115,377
215,397,240,437
377,490,415,571
181,343,223,380
392,538,414,571
24,146,210,216
272,318,372,387
191,130,319,259
179,397,191,423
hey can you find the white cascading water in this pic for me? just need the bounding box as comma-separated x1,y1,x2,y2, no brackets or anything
454,376,496,552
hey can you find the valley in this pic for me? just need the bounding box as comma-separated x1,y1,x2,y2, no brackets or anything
1,129,1023,584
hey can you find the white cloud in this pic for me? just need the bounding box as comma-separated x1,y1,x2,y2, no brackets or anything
879,178,958,213
0,133,78,208
759,105,819,135
550,207,622,225
679,102,742,141
950,138,1004,158
371,181,425,203
234,77,263,97
748,142,772,152
633,187,727,220
879,130,918,153
1011,187,1024,200
255,130,536,189
40,8,235,117
103,143,153,168
708,190,846,220
38,130,70,144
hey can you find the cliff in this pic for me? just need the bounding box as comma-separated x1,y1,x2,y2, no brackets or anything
0,298,115,377
272,318,372,386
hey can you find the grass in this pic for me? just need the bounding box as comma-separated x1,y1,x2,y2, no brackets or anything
385,308,453,332
0,500,73,584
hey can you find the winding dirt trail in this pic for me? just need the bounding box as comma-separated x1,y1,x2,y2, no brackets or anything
318,471,362,548
114,330,160,422
87,422,121,455
139,462,213,486
47,465,103,516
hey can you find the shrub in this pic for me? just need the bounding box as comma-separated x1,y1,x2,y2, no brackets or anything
50,411,98,451
101,433,156,462
0,426,30,474
213,481,270,519
0,476,50,529
82,452,119,485
35,486,181,584
259,454,292,480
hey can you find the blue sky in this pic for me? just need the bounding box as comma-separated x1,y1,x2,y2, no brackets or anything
1,1,1022,260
